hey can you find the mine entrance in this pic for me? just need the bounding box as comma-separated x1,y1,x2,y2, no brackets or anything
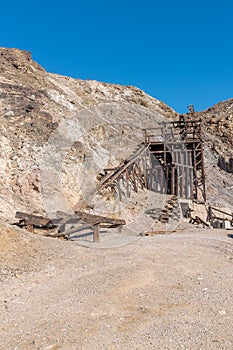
144,118,206,201
147,143,193,198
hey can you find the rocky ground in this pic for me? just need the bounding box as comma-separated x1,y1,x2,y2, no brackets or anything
0,222,233,350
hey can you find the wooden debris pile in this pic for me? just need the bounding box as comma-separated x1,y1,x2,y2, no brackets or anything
207,206,233,229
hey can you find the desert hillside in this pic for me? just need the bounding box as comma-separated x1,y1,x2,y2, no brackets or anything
0,48,232,219
196,101,233,210
0,48,178,218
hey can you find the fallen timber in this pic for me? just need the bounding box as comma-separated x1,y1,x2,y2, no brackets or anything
15,211,55,232
207,206,233,224
14,211,126,242
189,215,210,228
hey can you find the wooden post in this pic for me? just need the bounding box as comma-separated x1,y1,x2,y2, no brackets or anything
117,180,122,201
165,166,169,194
193,144,198,199
185,167,189,198
93,224,100,242
183,148,187,167
190,167,194,199
207,206,213,222
137,161,143,189
125,168,131,197
132,164,138,192
171,163,175,195
176,165,179,196
183,166,186,198
149,169,153,190
158,167,161,192
154,168,158,192
200,145,206,202
27,224,34,233
142,157,148,189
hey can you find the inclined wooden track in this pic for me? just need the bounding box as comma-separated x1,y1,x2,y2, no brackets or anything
97,144,150,198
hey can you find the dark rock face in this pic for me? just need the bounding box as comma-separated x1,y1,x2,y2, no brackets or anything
218,157,233,173
0,48,44,72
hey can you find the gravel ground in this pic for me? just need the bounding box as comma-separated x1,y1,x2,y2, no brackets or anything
0,225,233,350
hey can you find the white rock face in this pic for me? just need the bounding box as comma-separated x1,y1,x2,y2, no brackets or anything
0,48,178,218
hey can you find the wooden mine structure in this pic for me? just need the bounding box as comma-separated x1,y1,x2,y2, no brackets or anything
144,116,206,201
98,116,206,203
13,116,207,242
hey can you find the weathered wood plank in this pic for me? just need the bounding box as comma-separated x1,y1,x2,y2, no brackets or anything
74,211,126,226
98,144,149,191
15,212,52,227
27,224,34,233
46,223,97,238
93,224,100,242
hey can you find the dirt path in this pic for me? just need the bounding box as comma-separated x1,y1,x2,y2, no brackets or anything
0,226,233,350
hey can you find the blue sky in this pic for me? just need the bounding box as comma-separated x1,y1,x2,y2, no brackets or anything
0,0,232,113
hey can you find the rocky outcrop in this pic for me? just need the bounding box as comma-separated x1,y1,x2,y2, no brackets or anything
0,48,178,218
218,156,233,173
195,99,233,160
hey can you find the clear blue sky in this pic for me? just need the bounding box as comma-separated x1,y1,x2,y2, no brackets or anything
0,0,232,113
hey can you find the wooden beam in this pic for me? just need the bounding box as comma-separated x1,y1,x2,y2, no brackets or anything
98,145,149,191
74,211,125,226
27,224,34,233
210,207,233,218
93,224,100,242
15,212,52,227
46,223,94,238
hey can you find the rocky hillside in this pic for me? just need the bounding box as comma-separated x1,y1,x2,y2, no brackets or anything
0,48,178,218
0,48,232,219
196,100,233,172
192,101,233,210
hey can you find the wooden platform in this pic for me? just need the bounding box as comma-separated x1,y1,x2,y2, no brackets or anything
14,211,126,243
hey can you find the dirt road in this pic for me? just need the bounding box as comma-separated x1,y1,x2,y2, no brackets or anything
0,225,233,349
